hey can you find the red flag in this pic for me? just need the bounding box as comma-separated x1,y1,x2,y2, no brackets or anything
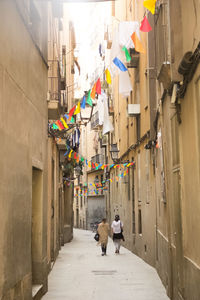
56,120,64,130
69,105,76,117
74,152,77,159
140,16,152,32
92,162,95,169
96,78,101,95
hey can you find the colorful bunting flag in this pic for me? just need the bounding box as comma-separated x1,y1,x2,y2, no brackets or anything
91,83,96,99
140,16,152,32
68,150,73,158
74,102,81,115
61,117,69,129
122,46,131,62
69,105,76,117
143,0,156,15
96,78,101,95
131,32,145,53
81,96,86,109
86,90,93,106
56,120,64,130
70,116,75,123
64,114,69,119
52,123,59,129
105,68,112,84
113,57,128,72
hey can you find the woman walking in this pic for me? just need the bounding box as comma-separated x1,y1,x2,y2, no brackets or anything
111,215,124,254
97,218,109,256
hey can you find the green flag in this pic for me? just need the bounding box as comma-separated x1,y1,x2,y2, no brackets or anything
52,123,59,129
122,46,131,62
86,90,93,106
70,116,75,123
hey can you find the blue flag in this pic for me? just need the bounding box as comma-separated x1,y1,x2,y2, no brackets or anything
64,114,69,119
113,57,127,72
81,96,86,109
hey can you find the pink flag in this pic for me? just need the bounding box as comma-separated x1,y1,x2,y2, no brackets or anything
140,16,152,32
96,78,101,95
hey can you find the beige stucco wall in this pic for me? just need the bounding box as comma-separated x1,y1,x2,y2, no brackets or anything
0,1,48,298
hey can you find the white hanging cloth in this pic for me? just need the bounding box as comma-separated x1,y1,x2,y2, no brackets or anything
100,92,114,135
118,21,140,49
97,94,105,125
119,71,133,98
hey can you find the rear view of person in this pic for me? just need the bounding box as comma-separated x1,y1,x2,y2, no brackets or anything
111,215,124,254
97,218,109,256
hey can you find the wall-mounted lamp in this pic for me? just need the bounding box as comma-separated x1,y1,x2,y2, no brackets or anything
110,143,129,164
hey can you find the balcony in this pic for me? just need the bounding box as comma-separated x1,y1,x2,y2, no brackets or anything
91,154,105,165
48,60,61,120
91,112,102,130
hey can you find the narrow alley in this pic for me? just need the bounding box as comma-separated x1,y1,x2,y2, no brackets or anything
42,229,169,300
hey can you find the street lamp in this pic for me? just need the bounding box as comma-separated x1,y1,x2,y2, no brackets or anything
110,143,130,164
110,143,120,163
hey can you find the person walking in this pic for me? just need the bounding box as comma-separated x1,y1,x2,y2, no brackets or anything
97,218,109,256
111,215,124,254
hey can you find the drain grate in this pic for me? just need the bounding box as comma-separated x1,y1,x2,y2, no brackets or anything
92,270,117,275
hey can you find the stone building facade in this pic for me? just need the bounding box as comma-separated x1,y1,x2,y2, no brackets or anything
0,1,74,299
104,0,200,299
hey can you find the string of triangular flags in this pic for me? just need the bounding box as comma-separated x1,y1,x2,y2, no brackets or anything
64,146,135,170
50,1,157,132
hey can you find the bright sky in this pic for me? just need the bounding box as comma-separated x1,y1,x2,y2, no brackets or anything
65,2,112,97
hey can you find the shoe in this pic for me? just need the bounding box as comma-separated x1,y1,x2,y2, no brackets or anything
115,250,117,253
101,253,105,256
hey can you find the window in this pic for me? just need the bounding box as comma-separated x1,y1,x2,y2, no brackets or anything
137,151,141,203
138,209,142,234
145,150,150,204
132,166,136,234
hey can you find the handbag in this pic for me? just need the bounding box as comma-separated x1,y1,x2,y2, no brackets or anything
94,233,99,242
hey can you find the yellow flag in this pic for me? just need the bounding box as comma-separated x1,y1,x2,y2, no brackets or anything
143,0,156,15
105,68,112,84
74,102,80,115
68,150,73,158
60,117,69,129
88,161,91,168
131,32,145,53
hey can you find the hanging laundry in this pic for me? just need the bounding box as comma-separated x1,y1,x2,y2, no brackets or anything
118,21,140,49
103,92,114,135
119,71,133,98
97,93,105,125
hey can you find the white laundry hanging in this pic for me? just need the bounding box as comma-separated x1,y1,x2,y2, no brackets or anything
118,21,140,49
119,71,133,98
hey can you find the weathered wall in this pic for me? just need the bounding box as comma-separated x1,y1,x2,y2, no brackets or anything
0,1,48,299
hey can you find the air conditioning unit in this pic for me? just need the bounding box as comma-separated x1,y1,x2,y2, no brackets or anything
127,104,140,117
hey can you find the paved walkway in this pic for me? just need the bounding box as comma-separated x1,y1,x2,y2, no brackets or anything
42,229,169,300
